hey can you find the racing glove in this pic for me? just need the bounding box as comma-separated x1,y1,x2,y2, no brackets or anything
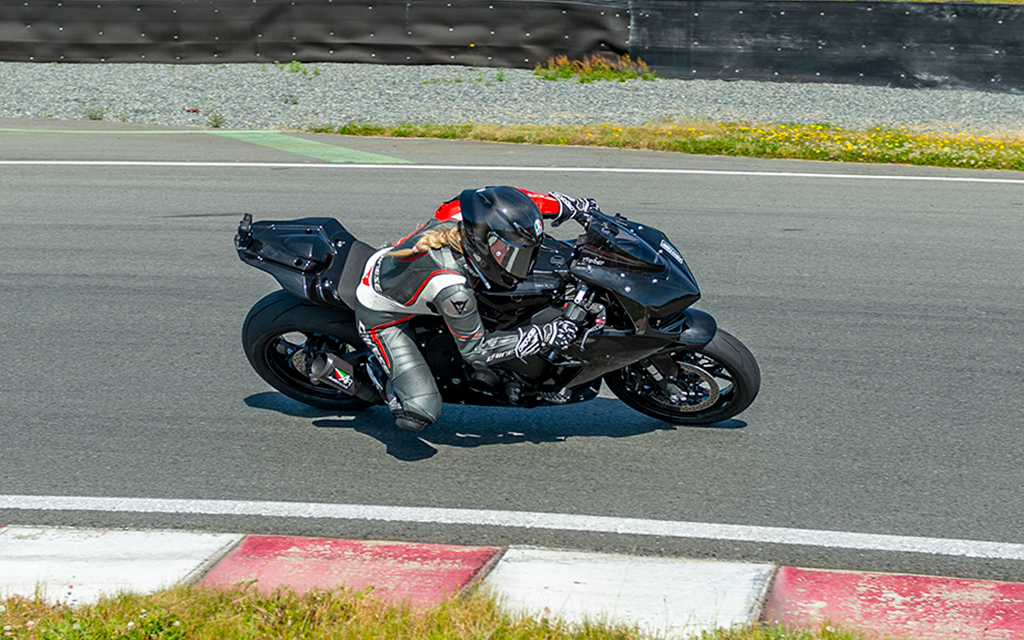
541,317,579,350
514,317,579,359
548,192,598,226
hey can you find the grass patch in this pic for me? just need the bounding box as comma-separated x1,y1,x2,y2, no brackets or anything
535,54,657,83
307,120,1024,171
0,586,892,640
206,111,227,128
270,60,322,77
82,105,105,121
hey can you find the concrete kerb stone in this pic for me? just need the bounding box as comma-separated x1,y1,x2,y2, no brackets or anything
483,546,776,638
0,526,244,606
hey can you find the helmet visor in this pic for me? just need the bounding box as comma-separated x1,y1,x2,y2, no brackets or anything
487,232,539,280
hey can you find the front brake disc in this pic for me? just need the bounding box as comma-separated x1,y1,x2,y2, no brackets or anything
661,362,720,412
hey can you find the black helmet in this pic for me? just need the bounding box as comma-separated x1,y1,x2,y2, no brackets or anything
460,186,544,290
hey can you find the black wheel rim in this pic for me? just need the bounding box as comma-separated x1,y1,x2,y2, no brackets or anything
618,350,737,415
263,330,368,402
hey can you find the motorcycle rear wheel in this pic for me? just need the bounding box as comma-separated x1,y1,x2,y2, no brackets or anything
605,329,760,425
242,290,374,411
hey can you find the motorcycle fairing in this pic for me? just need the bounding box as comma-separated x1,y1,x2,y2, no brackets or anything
570,213,701,334
547,307,716,389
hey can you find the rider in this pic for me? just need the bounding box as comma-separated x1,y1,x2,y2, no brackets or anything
354,186,598,431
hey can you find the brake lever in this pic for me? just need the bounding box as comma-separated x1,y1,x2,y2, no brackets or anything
578,301,607,351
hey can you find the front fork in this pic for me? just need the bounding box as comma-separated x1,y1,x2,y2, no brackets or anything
645,308,721,408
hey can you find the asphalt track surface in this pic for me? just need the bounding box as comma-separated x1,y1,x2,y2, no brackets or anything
1,118,1023,582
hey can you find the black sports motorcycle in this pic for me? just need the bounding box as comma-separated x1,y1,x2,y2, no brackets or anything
234,208,759,425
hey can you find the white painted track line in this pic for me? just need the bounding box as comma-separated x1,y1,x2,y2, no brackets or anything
484,547,773,637
4,495,1024,561
0,526,243,604
2,160,1024,184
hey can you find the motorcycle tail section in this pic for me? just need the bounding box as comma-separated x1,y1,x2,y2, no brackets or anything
235,214,375,309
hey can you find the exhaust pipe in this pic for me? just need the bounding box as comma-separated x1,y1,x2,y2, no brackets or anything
309,354,380,403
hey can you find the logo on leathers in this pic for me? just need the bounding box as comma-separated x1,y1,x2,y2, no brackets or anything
442,291,475,316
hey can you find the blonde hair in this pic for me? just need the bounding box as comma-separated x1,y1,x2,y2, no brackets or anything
388,226,464,258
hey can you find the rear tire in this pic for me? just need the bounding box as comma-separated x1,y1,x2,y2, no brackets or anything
242,290,374,411
605,329,760,425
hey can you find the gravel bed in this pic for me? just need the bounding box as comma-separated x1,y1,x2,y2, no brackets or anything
2,61,1024,134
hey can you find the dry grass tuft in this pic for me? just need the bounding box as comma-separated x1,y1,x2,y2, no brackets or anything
534,55,657,83
307,120,1024,171
0,585,917,640
1,586,649,640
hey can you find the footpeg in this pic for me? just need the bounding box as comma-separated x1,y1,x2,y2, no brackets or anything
537,388,572,404
309,354,381,403
290,348,313,376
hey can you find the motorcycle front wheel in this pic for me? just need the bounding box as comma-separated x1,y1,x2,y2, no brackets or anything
242,290,374,411
604,329,760,425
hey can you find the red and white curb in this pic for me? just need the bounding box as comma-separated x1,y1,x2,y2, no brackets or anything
763,566,1024,640
0,527,241,606
198,535,502,608
2,526,1024,639
485,547,772,637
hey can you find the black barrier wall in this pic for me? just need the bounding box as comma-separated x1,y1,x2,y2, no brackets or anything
0,0,629,67
2,0,1023,92
630,0,1024,93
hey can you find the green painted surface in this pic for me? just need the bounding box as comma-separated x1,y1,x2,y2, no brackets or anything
0,128,409,164
209,131,410,164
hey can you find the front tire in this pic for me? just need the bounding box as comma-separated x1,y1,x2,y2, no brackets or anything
605,329,760,425
242,290,374,411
